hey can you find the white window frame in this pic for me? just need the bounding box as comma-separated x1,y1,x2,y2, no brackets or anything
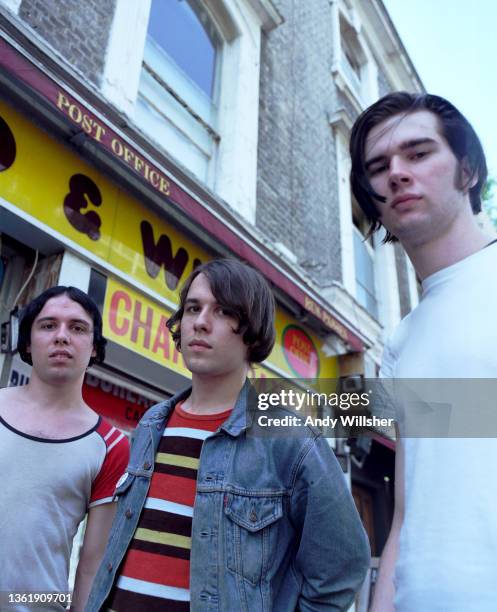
352,224,378,318
333,123,356,298
134,1,223,185
373,229,402,338
0,0,22,15
331,0,378,113
102,0,281,224
406,257,420,310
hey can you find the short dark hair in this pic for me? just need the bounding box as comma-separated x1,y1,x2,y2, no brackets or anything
350,92,488,242
17,286,106,366
166,259,276,363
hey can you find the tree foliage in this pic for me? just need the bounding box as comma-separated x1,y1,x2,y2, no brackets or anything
482,178,496,203
482,177,497,229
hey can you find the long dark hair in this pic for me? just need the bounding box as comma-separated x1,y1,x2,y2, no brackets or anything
349,92,487,242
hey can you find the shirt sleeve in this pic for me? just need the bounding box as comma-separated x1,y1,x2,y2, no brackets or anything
90,422,130,507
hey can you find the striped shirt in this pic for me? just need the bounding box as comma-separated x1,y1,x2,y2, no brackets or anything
107,403,231,611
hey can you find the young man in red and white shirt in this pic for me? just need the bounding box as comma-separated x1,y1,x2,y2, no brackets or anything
0,286,129,611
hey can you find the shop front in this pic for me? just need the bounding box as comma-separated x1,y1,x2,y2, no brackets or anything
0,88,345,428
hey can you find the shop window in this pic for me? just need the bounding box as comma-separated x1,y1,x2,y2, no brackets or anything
135,0,222,182
352,202,378,319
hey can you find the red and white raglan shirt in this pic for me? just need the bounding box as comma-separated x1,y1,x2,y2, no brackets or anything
106,403,231,611
0,415,129,607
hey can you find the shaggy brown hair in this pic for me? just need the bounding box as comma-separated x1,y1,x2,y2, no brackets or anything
167,259,275,363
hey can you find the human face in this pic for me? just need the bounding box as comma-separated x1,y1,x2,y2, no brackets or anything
180,274,249,380
364,110,470,246
28,294,96,384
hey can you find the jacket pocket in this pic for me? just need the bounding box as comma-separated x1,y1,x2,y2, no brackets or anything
224,492,283,585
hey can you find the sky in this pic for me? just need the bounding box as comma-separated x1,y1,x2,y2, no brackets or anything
382,0,497,202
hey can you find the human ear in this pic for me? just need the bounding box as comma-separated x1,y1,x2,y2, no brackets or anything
460,157,478,191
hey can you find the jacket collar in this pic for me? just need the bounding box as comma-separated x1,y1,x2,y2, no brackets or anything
162,378,256,437
141,386,192,424
220,379,257,437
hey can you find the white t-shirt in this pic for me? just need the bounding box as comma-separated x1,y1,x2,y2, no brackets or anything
0,416,129,611
381,242,497,611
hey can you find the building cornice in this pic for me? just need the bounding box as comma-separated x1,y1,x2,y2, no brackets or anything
357,0,424,92
246,0,284,31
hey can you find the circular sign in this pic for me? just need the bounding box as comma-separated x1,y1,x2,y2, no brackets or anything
282,325,320,378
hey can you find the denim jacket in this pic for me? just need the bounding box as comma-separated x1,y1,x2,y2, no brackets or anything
87,381,370,611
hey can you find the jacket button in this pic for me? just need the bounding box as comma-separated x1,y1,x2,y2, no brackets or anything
143,461,151,470
107,562,113,572
249,510,258,522
125,509,133,519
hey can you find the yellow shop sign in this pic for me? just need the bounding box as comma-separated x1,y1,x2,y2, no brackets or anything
103,277,189,377
0,99,203,300
0,99,337,379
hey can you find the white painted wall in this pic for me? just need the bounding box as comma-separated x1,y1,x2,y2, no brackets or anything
335,129,357,296
406,258,420,310
0,0,21,15
214,0,262,223
58,251,91,291
373,232,401,339
101,0,151,116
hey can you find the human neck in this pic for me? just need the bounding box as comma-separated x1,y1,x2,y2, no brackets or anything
404,212,491,280
183,368,248,415
23,371,86,413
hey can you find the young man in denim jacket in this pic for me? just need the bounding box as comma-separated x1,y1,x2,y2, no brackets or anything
87,258,370,611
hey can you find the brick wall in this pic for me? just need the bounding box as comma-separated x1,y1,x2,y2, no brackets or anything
19,0,116,86
256,0,343,286
257,0,418,322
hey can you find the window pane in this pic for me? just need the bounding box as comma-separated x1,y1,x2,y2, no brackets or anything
148,0,218,98
353,229,378,318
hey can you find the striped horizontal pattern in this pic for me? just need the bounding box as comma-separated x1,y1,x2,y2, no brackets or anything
106,403,231,611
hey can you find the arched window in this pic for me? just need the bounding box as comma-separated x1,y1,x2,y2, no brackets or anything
147,0,219,99
135,0,222,181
